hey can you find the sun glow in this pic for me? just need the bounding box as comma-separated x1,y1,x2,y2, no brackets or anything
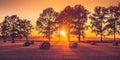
60,30,67,37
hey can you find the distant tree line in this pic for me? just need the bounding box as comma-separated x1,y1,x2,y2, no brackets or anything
0,3,120,42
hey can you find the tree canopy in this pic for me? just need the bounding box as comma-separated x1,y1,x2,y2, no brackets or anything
0,3,120,42
36,7,59,41
89,6,108,41
0,15,33,42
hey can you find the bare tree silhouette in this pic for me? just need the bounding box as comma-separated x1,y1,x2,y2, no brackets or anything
36,8,58,41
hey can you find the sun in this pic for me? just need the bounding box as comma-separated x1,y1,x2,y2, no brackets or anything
60,30,67,37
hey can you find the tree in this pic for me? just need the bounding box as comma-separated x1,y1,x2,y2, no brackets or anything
0,15,33,42
89,7,108,41
55,5,89,42
0,16,11,42
9,15,20,43
36,7,58,41
19,19,33,41
55,6,74,41
72,5,89,42
105,6,120,41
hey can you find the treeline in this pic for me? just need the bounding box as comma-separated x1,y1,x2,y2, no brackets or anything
0,15,33,43
0,3,120,42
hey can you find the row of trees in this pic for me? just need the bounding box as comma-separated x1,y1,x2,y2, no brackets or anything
90,4,120,42
36,3,120,42
0,3,120,42
0,15,33,43
36,5,89,42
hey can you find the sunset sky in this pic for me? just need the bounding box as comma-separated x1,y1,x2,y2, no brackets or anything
0,0,120,37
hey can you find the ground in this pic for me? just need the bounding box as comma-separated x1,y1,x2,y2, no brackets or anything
0,40,120,60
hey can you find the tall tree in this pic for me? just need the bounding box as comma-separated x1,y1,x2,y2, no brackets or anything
1,15,33,42
55,6,74,41
105,6,120,41
10,15,20,43
0,16,11,42
19,19,33,41
72,5,89,42
89,7,108,41
36,8,58,41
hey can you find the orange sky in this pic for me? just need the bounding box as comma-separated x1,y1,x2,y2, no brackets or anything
0,0,120,37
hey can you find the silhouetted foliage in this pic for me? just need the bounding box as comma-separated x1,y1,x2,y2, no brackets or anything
10,15,20,43
55,6,74,41
0,15,33,42
36,7,58,41
19,19,33,41
105,5,120,41
1,2,120,43
89,7,108,41
0,16,11,42
72,5,89,41
56,5,89,42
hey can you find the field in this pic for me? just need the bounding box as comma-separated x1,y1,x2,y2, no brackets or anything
0,37,120,60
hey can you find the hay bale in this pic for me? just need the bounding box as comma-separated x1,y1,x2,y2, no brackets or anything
24,41,30,46
39,41,50,49
90,42,96,45
69,42,78,48
30,40,34,45
113,41,119,46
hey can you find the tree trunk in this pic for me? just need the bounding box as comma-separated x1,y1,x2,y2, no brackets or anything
68,30,70,42
59,34,61,40
48,21,51,41
78,26,81,42
68,35,70,42
48,27,50,41
82,35,85,40
78,34,81,42
58,28,61,40
100,20,103,42
26,36,28,41
48,35,50,41
11,34,15,43
114,20,116,42
114,32,116,41
48,27,51,41
68,27,70,42
3,36,7,42
101,32,103,42
11,37,15,43
19,36,22,41
3,39,6,42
